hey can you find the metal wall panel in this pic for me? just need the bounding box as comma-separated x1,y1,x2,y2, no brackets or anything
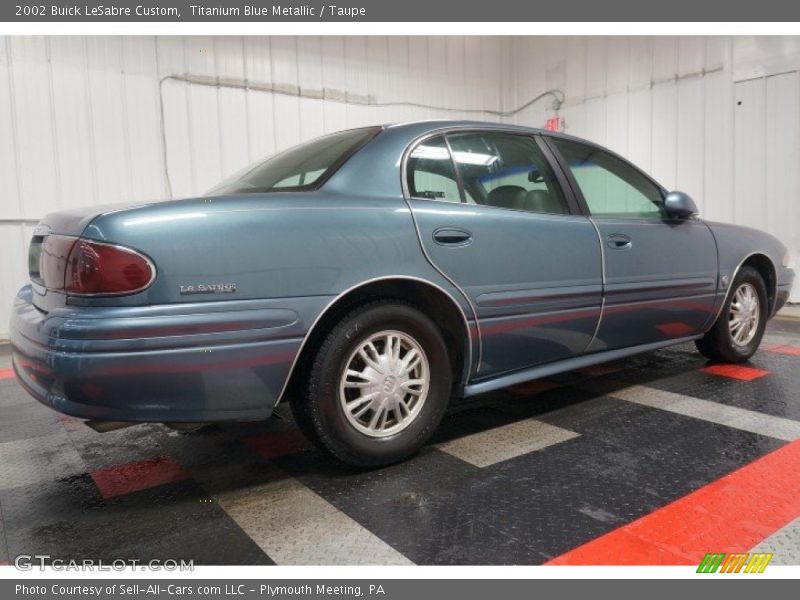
0,39,21,220
733,36,800,81
702,69,735,224
734,78,768,231
676,77,704,213
765,72,800,272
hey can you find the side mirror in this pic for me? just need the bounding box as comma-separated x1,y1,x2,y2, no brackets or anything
664,191,698,219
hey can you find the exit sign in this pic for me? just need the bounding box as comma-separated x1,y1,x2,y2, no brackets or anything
545,116,563,132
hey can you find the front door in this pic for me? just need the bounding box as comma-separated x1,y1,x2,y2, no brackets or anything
547,137,718,351
404,131,603,378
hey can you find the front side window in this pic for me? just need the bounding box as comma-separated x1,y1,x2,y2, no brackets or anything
551,138,664,218
406,136,462,202
207,126,381,195
446,132,568,215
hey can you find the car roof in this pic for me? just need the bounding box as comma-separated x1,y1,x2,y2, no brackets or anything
367,119,605,153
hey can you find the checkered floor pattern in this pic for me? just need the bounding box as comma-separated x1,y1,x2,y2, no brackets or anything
0,318,799,566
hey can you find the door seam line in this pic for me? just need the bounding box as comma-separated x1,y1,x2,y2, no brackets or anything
584,216,606,353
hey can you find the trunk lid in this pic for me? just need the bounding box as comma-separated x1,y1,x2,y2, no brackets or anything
35,202,152,237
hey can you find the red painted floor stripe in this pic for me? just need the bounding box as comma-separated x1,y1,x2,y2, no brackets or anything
91,456,188,499
243,428,312,461
700,364,770,381
0,368,15,381
547,439,800,565
767,344,800,357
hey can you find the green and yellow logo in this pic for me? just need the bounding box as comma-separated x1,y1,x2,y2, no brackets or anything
697,552,773,573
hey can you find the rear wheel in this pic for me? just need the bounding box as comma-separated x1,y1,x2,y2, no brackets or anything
291,301,452,467
695,266,768,363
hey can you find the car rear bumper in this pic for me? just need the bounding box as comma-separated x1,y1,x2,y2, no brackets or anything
9,285,327,423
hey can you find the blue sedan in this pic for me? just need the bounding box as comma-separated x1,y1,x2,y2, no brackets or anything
9,121,795,466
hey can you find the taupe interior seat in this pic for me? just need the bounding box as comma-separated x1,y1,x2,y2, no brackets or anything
486,185,527,209
486,185,564,214
523,189,565,214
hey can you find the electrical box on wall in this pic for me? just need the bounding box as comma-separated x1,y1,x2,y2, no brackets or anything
544,116,563,132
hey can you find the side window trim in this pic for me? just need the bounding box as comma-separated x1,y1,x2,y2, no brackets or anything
533,134,583,216
541,135,591,216
543,135,669,220
404,134,465,204
442,135,467,204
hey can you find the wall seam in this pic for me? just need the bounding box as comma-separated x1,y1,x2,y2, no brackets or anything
119,38,136,203
44,38,64,212
5,37,25,220
152,36,170,197
268,36,278,153
82,37,100,206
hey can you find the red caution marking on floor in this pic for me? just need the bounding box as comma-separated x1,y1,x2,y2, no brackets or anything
577,363,623,377
507,379,561,396
546,439,800,565
0,368,15,381
58,414,85,432
656,322,696,338
91,456,188,499
700,364,770,381
242,428,312,461
766,344,800,357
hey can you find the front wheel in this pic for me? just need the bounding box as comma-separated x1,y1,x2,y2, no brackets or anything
292,301,452,467
695,266,768,363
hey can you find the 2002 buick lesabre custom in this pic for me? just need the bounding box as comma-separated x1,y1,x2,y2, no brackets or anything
10,121,795,466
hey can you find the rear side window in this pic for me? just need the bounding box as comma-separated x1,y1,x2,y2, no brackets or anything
447,132,568,215
551,138,664,218
406,136,462,202
207,126,381,195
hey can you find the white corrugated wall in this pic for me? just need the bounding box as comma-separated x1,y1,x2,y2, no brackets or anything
0,35,798,338
505,36,800,304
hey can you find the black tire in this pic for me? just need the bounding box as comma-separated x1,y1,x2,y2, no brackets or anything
291,300,452,468
286,367,321,446
695,266,768,363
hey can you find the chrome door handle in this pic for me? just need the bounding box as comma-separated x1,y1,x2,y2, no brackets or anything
607,233,632,249
433,227,472,246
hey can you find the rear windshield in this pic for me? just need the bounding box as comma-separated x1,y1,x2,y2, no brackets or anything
206,126,382,195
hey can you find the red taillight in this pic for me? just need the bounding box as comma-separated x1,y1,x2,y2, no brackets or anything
64,240,154,295
36,235,154,296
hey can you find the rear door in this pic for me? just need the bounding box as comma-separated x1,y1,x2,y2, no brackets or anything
547,137,718,351
405,130,603,378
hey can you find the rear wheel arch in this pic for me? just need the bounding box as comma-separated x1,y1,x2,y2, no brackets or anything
278,277,471,405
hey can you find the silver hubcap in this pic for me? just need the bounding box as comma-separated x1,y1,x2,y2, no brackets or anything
729,283,760,347
339,330,430,438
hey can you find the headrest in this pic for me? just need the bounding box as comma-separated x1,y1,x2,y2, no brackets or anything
487,185,526,209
